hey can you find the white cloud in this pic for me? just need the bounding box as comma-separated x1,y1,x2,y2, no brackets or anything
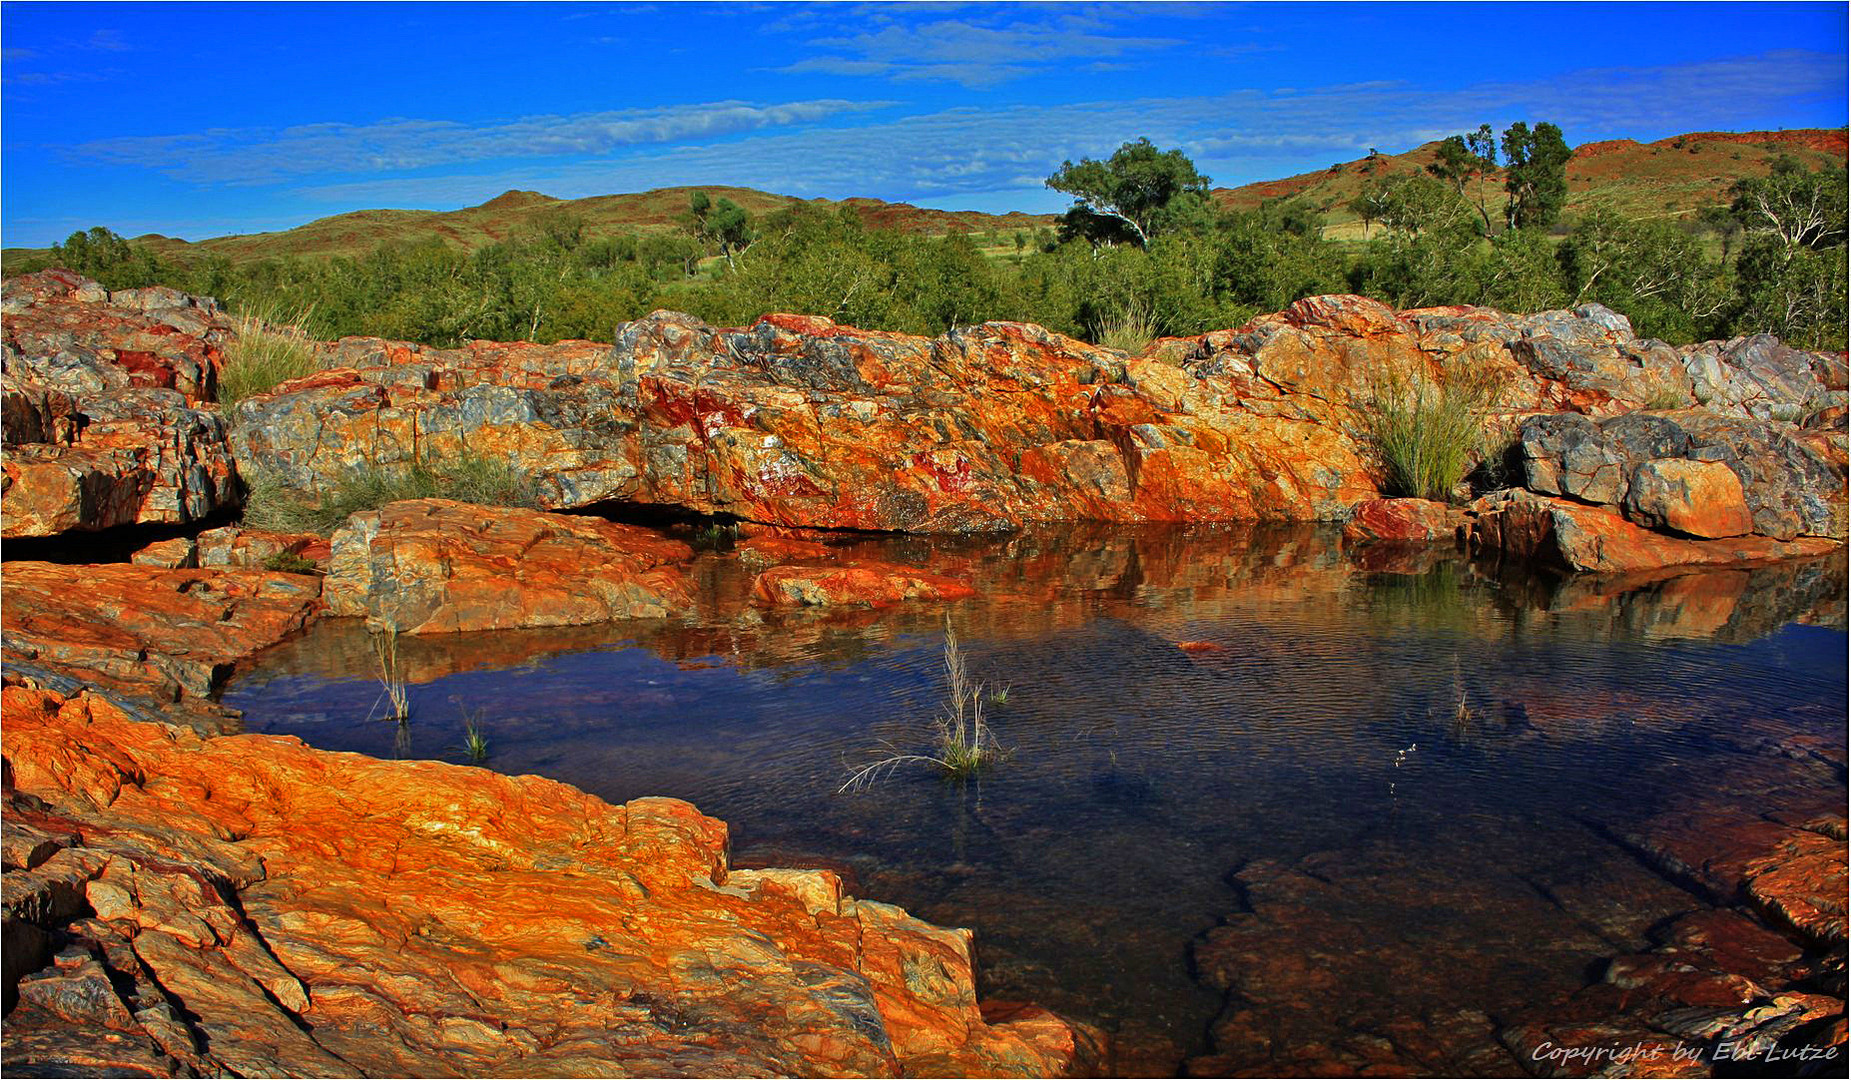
71,100,898,184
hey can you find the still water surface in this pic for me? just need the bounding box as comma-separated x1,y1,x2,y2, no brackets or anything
225,527,1848,1072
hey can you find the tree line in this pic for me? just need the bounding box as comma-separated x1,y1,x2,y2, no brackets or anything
14,124,1847,352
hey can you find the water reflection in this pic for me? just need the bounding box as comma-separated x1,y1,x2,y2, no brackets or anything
223,528,1847,1073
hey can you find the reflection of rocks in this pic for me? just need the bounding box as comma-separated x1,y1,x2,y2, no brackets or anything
1502,553,1849,642
1,562,321,728
751,560,977,607
325,499,696,633
1,685,1097,1077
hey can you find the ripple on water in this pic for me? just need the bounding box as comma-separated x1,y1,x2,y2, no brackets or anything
224,528,1848,1073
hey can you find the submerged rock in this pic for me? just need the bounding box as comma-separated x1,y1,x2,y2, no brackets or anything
323,499,697,634
0,685,1097,1077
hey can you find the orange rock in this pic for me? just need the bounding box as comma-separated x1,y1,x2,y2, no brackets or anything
736,534,836,567
1625,458,1755,538
0,562,322,706
0,686,1091,1077
324,499,697,634
195,525,328,571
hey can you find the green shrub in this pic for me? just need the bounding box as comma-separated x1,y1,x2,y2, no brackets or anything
219,304,323,408
242,453,540,535
261,550,320,574
1358,360,1505,502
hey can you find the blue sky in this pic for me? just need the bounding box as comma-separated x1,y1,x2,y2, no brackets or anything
2,2,1845,246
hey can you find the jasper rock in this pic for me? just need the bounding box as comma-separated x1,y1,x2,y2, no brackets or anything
0,562,321,707
2,270,230,403
194,525,329,571
1518,409,1847,541
1681,333,1849,422
0,685,1091,1078
129,537,198,568
1467,491,1840,574
324,499,697,633
751,561,978,607
1,273,248,538
0,388,241,538
1626,458,1756,539
1342,497,1464,543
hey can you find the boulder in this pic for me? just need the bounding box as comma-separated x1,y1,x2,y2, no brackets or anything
128,537,198,568
323,499,697,633
194,525,329,571
2,272,243,537
0,389,240,538
0,685,1095,1078
1625,458,1754,539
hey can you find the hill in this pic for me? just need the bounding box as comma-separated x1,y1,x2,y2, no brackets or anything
101,187,1056,265
5,128,1843,266
1214,128,1847,241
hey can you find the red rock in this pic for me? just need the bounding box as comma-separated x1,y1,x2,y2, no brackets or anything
324,499,697,634
0,686,1090,1077
1342,497,1464,543
0,562,321,708
195,525,328,571
751,560,978,607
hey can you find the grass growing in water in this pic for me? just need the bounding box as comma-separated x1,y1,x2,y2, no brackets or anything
463,712,490,764
1358,360,1506,502
840,617,1003,792
370,624,411,721
219,303,323,409
243,453,540,536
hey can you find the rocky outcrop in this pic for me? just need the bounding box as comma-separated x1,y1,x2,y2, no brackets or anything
1340,497,1465,544
0,561,320,708
1,685,1095,1077
323,499,697,634
2,271,242,537
6,272,1844,574
214,291,1845,536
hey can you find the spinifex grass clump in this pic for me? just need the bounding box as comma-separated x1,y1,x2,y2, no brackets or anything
1359,360,1506,502
242,452,540,536
218,303,324,409
1094,302,1157,355
840,617,1004,792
